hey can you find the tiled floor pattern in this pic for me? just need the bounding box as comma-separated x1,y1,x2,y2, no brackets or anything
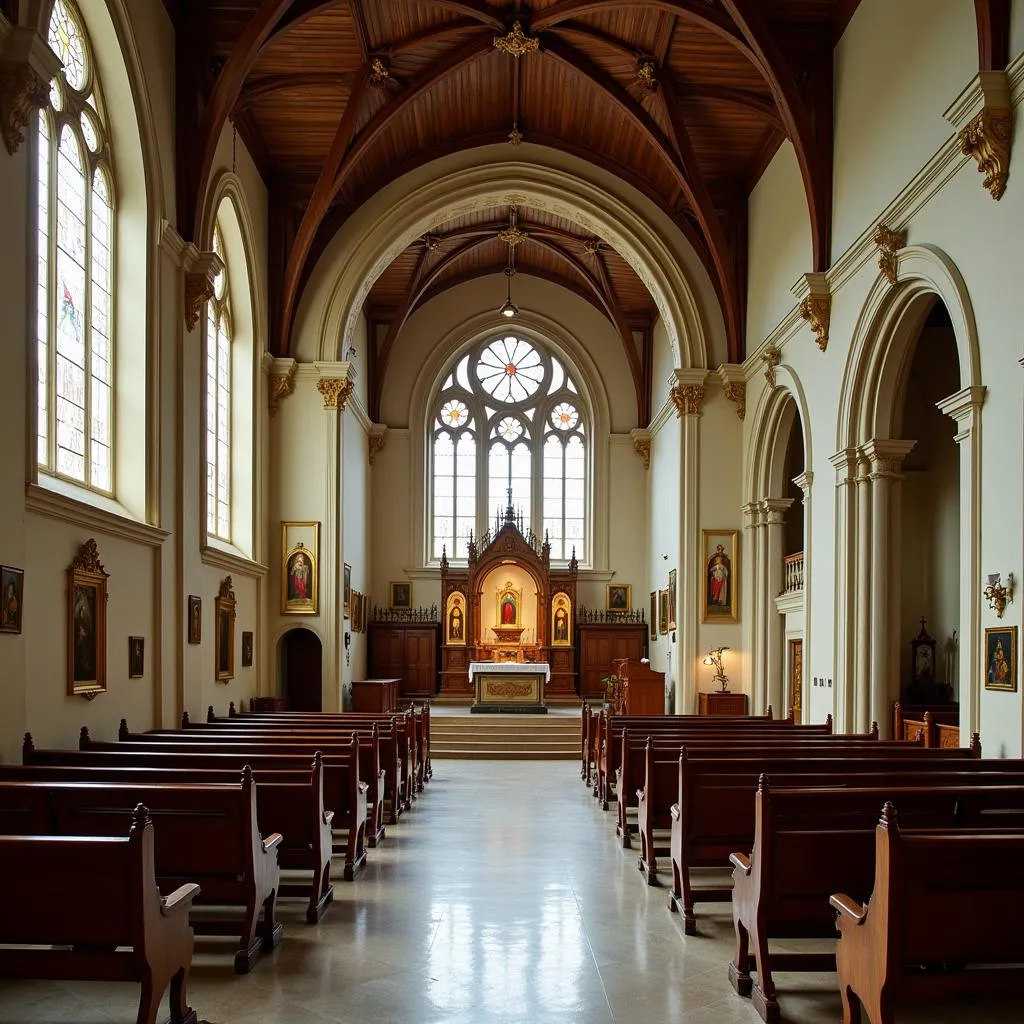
0,760,1019,1023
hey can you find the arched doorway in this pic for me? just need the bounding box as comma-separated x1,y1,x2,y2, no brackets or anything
280,628,323,712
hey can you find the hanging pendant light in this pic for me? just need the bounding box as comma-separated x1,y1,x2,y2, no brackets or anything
498,205,522,318
500,261,519,319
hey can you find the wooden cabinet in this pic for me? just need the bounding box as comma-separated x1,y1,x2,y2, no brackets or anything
351,678,399,713
614,658,665,715
577,623,647,699
698,691,747,717
367,622,439,699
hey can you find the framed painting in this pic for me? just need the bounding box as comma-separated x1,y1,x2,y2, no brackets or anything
606,583,631,613
344,563,353,617
649,591,657,642
128,636,144,678
281,522,319,615
985,626,1017,692
215,576,236,683
658,588,669,636
67,539,108,697
667,568,677,630
361,593,370,629
0,565,24,634
352,591,364,632
496,581,522,626
551,592,571,647
187,595,202,644
702,529,739,623
446,592,467,646
241,631,253,667
390,581,411,609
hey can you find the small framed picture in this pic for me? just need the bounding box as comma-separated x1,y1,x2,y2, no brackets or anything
362,593,370,628
984,626,1017,692
667,568,677,630
649,591,657,643
128,636,144,678
352,591,364,632
344,563,353,617
606,583,631,613
187,595,202,644
702,529,739,623
0,565,24,634
658,589,669,635
390,582,412,609
241,631,253,667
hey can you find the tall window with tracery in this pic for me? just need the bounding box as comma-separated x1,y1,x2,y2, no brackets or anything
431,335,587,562
36,0,114,491
205,227,232,540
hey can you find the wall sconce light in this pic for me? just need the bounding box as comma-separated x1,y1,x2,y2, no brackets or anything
703,646,730,692
984,573,1015,618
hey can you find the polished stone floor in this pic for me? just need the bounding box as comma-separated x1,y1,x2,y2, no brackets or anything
1,761,1019,1023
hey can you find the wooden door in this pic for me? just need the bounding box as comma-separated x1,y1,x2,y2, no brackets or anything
370,628,405,679
282,628,322,712
789,638,803,724
404,629,436,696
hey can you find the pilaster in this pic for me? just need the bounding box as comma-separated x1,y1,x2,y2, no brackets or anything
761,497,794,716
743,501,766,714
830,449,859,731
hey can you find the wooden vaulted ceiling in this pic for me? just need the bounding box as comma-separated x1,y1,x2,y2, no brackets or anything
170,0,863,421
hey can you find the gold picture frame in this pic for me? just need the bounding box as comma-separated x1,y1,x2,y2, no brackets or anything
984,626,1017,692
68,539,108,698
281,522,319,615
446,592,466,646
390,581,411,609
606,583,631,614
551,592,572,646
658,588,669,635
215,576,236,683
351,590,364,632
667,568,677,630
362,593,370,629
649,590,657,642
702,529,739,623
128,636,144,679
496,581,522,626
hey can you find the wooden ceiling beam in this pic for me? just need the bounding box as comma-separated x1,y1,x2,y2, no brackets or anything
238,72,358,108
348,0,371,62
278,32,494,353
420,0,505,31
269,0,346,41
383,19,488,58
974,0,1011,71
186,0,302,242
717,0,831,272
676,80,784,133
533,1,756,65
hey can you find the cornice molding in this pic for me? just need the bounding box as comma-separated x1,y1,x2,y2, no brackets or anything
26,484,169,548
717,363,746,420
200,542,268,579
936,384,987,424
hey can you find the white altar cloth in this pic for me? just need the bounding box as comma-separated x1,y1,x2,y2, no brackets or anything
468,661,551,683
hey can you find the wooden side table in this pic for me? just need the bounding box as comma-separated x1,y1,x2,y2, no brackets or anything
698,691,747,717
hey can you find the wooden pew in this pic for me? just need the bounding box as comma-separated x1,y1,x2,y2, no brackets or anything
0,804,200,1024
657,745,1018,933
0,768,283,975
831,802,1024,1024
0,752,334,925
893,700,959,744
727,777,1024,1023
79,728,369,880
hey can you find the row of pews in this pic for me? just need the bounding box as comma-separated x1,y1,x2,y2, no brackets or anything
581,702,1024,1024
0,701,432,1024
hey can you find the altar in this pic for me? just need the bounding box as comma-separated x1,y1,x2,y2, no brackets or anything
469,661,550,714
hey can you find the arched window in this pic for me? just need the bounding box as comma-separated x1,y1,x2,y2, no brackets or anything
36,0,114,491
431,335,588,561
205,225,231,540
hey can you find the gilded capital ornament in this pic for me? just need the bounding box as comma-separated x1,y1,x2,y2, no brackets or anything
493,21,539,57
316,377,354,411
798,292,831,351
0,58,49,155
368,431,387,465
960,106,1011,200
368,56,394,89
184,272,215,332
873,224,907,286
670,383,705,417
633,436,651,470
507,125,523,146
762,346,781,388
268,374,294,417
636,59,658,92
722,380,746,421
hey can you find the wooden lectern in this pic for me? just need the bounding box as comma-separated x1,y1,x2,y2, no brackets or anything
613,658,665,715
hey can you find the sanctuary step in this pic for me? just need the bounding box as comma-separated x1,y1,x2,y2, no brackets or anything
431,712,580,760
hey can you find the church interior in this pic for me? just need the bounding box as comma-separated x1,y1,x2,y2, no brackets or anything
2,0,1024,1021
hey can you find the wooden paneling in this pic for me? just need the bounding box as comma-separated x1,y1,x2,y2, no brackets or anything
577,623,647,699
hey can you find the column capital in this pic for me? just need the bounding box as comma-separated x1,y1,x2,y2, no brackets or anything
717,363,746,420
669,369,707,418
792,272,831,351
829,447,859,482
0,23,61,155
861,438,917,479
182,249,224,332
314,361,357,411
936,384,986,424
368,423,388,465
792,470,814,494
742,501,764,527
630,427,651,470
760,497,795,525
266,357,297,417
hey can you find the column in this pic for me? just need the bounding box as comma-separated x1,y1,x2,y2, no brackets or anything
792,470,814,720
936,386,986,741
863,439,916,737
742,501,766,713
853,452,873,733
829,450,858,731
762,497,794,717
671,369,707,713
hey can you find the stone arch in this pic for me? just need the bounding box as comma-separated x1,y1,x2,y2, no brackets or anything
292,154,725,372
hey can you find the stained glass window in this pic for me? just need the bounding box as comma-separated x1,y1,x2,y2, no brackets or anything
206,226,232,540
37,0,113,492
431,341,588,562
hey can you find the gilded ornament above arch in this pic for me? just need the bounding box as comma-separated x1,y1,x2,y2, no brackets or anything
873,224,907,286
960,105,1011,200
762,346,781,388
493,21,539,58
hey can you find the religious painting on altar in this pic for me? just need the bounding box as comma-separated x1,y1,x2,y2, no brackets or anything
0,565,24,634
67,540,108,698
985,626,1017,692
551,592,572,646
446,592,466,646
658,588,669,636
496,581,522,626
702,529,739,623
390,582,412,609
667,569,677,630
606,583,631,614
649,591,657,642
281,522,319,615
215,576,236,683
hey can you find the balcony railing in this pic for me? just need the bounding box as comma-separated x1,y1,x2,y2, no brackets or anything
783,552,804,594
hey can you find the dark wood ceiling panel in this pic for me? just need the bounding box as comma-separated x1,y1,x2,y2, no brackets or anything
252,7,363,76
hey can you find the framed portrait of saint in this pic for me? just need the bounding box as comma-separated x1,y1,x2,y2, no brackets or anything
606,584,631,614
187,595,202,644
215,576,236,683
702,529,739,623
241,630,254,667
281,522,319,615
658,589,669,635
0,565,24,634
390,582,412,610
551,592,572,647
446,592,467,646
649,591,657,643
667,569,677,630
344,563,352,617
67,540,108,698
985,626,1017,692
128,636,144,678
